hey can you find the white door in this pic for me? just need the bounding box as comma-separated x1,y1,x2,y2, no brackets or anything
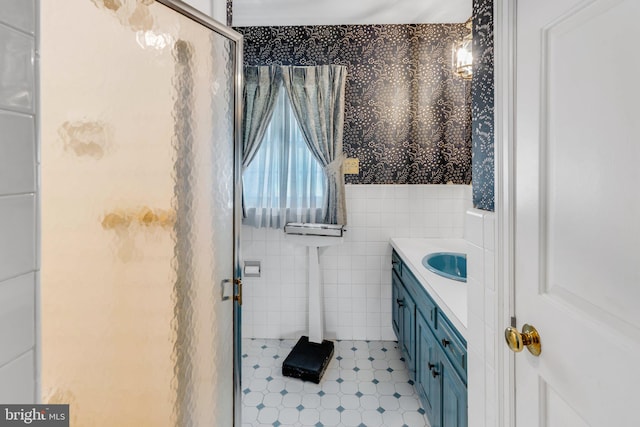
513,0,640,426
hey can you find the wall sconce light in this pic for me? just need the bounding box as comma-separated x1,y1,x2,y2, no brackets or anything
453,18,473,80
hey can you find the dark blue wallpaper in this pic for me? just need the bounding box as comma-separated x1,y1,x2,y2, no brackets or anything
235,24,472,185
471,0,495,211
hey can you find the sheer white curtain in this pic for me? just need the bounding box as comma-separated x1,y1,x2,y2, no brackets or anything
242,88,327,228
282,65,348,225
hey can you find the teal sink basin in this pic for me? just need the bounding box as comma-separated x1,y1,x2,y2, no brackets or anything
422,252,467,282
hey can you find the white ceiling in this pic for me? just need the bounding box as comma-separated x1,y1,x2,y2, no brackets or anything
232,0,472,27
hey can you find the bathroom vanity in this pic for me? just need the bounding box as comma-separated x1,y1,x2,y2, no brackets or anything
390,238,468,427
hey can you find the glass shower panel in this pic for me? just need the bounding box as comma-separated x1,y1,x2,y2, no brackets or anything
41,1,237,426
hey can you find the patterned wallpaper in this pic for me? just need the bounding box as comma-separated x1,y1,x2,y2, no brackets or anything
471,0,495,211
235,24,472,185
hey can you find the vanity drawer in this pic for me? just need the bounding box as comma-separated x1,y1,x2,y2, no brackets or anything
435,312,467,381
392,250,402,277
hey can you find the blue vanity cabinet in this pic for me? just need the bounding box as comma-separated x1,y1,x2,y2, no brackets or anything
417,305,469,427
399,285,416,377
392,269,416,378
441,350,468,427
392,271,402,338
392,249,467,427
416,311,441,424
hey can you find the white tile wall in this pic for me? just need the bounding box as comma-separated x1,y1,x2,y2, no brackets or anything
241,184,472,341
465,208,497,427
0,0,38,403
0,111,36,195
0,351,35,403
0,273,35,367
0,195,37,281
0,0,36,34
0,23,35,112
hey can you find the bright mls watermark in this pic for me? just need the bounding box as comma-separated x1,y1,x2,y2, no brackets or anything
0,405,68,426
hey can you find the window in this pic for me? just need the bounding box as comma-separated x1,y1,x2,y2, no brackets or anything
242,89,327,228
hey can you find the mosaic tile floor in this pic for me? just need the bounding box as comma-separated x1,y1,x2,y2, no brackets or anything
241,338,430,427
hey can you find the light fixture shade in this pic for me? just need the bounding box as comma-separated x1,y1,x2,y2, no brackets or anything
453,18,473,80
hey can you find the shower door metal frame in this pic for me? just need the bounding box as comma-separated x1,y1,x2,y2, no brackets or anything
155,1,244,425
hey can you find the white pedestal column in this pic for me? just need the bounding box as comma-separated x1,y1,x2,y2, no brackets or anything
307,246,324,344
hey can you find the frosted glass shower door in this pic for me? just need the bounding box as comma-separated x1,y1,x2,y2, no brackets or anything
41,1,241,426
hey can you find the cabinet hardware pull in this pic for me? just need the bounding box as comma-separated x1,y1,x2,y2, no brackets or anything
396,298,404,307
432,369,439,378
428,363,435,370
442,338,450,347
392,260,399,265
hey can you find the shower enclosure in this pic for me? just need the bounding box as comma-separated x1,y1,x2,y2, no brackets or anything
40,1,242,425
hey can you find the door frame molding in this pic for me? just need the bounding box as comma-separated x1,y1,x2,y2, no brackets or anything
494,0,516,426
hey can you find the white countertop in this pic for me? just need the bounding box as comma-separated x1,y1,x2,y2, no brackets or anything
390,238,468,337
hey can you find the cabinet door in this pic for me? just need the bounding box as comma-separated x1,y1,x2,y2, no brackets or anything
441,352,468,427
416,313,442,427
399,285,416,378
392,271,402,339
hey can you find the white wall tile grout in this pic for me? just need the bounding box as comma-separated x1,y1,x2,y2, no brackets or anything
0,20,33,38
0,270,36,287
0,347,34,372
0,192,37,198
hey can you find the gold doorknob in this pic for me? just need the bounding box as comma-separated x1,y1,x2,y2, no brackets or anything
504,324,541,356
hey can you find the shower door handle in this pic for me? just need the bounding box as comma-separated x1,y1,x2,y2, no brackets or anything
234,278,243,306
220,278,242,304
220,279,232,301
